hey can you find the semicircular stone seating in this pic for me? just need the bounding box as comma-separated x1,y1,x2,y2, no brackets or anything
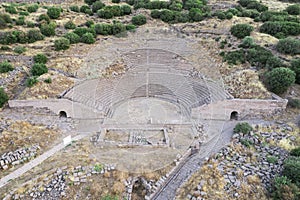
63,49,230,117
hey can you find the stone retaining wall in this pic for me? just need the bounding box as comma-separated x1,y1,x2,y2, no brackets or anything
192,98,288,121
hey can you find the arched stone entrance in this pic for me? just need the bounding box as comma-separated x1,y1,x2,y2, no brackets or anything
230,111,238,120
59,111,67,118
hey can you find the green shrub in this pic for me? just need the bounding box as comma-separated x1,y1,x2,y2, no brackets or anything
230,24,254,39
111,22,126,35
97,9,114,19
63,32,80,44
246,45,273,67
44,77,52,83
0,46,10,51
239,36,255,48
13,46,26,54
151,9,161,19
94,23,112,35
183,0,205,10
132,14,147,26
223,50,246,65
92,1,105,12
160,9,175,22
240,138,253,147
121,5,132,15
283,156,300,187
38,14,50,23
112,0,120,3
265,67,296,94
234,122,253,135
74,27,91,37
169,1,183,11
40,22,56,36
126,24,136,31
267,155,279,164
265,56,284,69
27,4,39,13
47,7,61,19
33,53,48,64
5,6,17,14
0,88,8,108
286,4,300,15
291,147,300,157
64,21,76,29
19,11,29,16
288,98,300,109
81,32,95,44
0,61,13,73
31,63,48,76
290,58,300,84
16,16,25,25
271,176,300,200
25,77,38,87
189,8,204,22
85,20,94,27
0,14,12,24
276,38,300,55
54,38,70,51
27,29,44,43
85,0,97,5
0,32,17,45
260,21,300,38
69,5,80,12
26,21,35,28
80,5,93,15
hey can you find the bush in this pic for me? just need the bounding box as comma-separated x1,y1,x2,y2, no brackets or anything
0,32,17,45
69,5,80,12
160,9,176,22
189,8,204,22
26,21,35,28
81,32,95,44
25,77,38,87
27,29,44,43
288,98,300,109
13,46,26,54
38,14,50,23
40,22,56,36
111,22,126,35
94,23,112,35
230,24,254,39
223,50,245,65
265,56,284,69
291,147,300,157
31,63,48,76
234,122,253,135
286,4,300,15
97,9,114,19
74,27,91,37
27,4,39,13
132,14,147,26
112,0,120,3
47,7,61,19
92,1,105,12
85,20,94,27
44,77,52,83
151,9,161,19
0,61,13,73
63,32,80,44
5,6,17,14
239,36,255,48
16,16,25,25
0,14,12,29
277,38,300,55
126,24,136,31
283,156,300,187
246,45,273,67
54,38,70,51
64,21,76,29
85,0,97,5
80,5,93,15
260,21,300,38
33,53,48,64
271,176,300,200
0,88,8,108
290,58,300,84
19,11,29,16
265,67,296,94
121,5,132,15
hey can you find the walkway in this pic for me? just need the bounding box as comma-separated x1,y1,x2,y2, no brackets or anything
152,121,236,200
0,134,87,188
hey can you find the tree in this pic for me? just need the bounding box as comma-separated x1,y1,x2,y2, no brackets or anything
0,88,8,108
230,24,254,39
47,7,61,19
31,63,48,76
276,38,300,55
54,38,70,51
290,58,300,84
131,15,147,26
33,53,48,64
265,67,296,94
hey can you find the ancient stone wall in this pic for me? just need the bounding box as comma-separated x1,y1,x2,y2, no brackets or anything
8,99,104,119
192,98,288,121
